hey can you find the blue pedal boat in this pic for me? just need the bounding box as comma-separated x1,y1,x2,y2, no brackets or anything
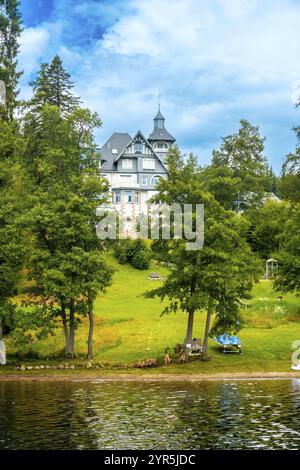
214,334,242,354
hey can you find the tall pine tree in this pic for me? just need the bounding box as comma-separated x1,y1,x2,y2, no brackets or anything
28,55,81,116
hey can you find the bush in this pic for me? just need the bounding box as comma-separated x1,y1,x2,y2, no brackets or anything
131,250,150,270
113,239,150,270
113,242,128,264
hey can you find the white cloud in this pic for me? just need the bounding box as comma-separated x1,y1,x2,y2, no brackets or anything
19,0,300,170
19,26,51,75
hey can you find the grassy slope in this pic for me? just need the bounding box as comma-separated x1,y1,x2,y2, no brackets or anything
3,253,300,374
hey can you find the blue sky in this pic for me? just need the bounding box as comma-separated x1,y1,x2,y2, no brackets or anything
19,0,300,172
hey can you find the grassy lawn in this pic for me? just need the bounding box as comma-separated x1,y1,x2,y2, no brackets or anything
2,253,300,374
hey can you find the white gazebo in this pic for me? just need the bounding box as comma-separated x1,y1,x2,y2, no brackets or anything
265,258,279,279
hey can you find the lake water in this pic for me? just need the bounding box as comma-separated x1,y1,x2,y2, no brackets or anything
0,378,300,449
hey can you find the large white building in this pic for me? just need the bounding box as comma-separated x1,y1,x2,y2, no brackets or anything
100,108,176,228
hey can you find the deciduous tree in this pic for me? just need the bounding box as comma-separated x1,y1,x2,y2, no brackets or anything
208,120,271,210
146,147,261,357
23,105,113,357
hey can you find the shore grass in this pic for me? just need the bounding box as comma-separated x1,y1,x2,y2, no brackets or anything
1,253,300,375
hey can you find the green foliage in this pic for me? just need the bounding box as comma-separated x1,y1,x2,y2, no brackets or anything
27,55,81,116
279,148,300,203
146,147,261,351
114,239,150,270
245,200,291,259
207,119,271,210
21,103,113,355
210,299,244,337
0,118,24,338
274,204,300,295
199,165,240,210
131,250,150,270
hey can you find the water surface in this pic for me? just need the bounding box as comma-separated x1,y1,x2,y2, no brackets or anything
0,379,300,449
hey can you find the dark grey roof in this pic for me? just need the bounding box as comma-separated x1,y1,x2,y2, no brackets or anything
148,127,176,142
113,129,168,171
100,132,132,170
155,109,165,120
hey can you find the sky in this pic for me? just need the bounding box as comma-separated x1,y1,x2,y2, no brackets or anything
19,0,300,172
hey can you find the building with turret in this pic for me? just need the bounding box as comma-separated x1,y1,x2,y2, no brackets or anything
100,108,175,219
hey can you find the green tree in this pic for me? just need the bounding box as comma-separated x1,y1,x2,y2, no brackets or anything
0,0,22,121
245,200,290,260
199,165,240,210
146,147,260,357
0,119,24,342
209,119,271,210
22,105,113,358
278,148,300,203
28,55,81,116
274,204,300,296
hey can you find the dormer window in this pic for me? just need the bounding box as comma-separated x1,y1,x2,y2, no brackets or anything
135,142,142,153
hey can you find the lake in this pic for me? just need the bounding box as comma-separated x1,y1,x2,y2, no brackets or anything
0,378,300,449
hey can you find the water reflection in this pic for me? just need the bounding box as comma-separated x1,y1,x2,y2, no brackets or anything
0,379,300,449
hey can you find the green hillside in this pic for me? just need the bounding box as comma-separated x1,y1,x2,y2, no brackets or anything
4,253,300,374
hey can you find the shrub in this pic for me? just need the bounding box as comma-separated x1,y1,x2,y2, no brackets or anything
113,239,150,269
113,242,128,264
131,250,150,270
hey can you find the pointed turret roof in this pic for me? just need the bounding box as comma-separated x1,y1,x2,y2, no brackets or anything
155,109,165,120
148,107,176,143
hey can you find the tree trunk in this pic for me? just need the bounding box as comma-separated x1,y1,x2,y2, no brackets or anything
61,305,70,356
0,318,6,366
203,298,214,357
69,299,75,358
185,310,194,344
184,310,195,362
87,298,94,360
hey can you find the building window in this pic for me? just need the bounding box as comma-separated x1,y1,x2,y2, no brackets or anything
122,158,133,169
156,142,168,149
125,191,132,203
142,158,155,170
115,191,121,203
135,142,142,153
141,176,147,186
135,192,139,203
112,148,118,154
151,175,161,186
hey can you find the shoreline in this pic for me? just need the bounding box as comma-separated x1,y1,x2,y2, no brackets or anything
0,371,300,382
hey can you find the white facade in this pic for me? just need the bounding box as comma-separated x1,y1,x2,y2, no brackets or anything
99,109,176,223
